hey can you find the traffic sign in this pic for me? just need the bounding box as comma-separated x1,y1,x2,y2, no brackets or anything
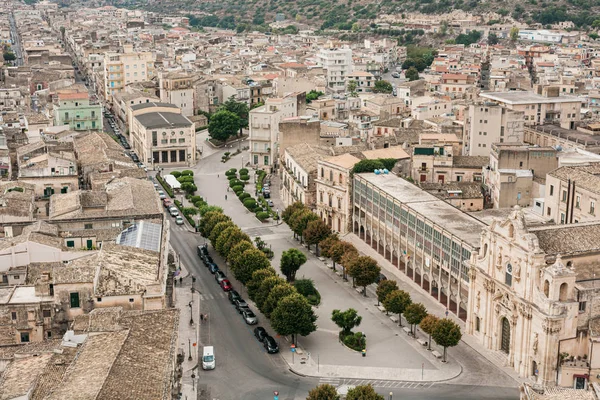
291,347,296,353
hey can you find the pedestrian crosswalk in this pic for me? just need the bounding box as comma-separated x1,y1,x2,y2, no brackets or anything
318,378,435,390
197,292,228,301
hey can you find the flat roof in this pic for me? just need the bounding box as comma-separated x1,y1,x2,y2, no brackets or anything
480,91,582,105
130,102,178,111
135,112,192,129
8,286,53,304
356,173,485,247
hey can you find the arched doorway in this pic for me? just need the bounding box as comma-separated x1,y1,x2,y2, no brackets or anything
500,317,511,354
532,360,538,377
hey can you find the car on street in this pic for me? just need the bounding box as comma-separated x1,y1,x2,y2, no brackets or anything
253,327,268,342
267,200,274,207
220,279,232,291
242,310,258,325
163,199,173,208
228,290,241,304
208,263,219,274
234,298,248,311
264,336,279,353
263,191,270,199
168,206,179,217
391,72,400,78
375,273,388,284
215,270,226,283
238,304,251,315
203,254,213,266
158,190,166,200
197,244,208,260
175,216,184,225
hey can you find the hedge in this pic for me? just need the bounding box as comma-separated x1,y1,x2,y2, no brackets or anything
171,171,182,178
239,168,249,175
156,174,174,198
240,175,250,182
238,192,251,200
181,170,194,176
243,198,257,211
256,211,269,221
229,179,242,188
232,185,244,193
227,168,237,174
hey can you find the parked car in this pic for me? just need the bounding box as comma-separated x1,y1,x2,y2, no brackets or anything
175,216,184,225
228,290,241,304
238,304,251,315
214,270,226,283
131,154,139,163
234,298,248,312
263,191,271,199
391,72,400,78
203,255,213,267
163,199,173,208
169,206,179,217
197,244,208,259
242,310,258,325
158,190,166,200
264,336,279,353
375,273,387,284
267,200,274,207
208,263,219,274
153,183,160,190
253,327,268,342
220,279,232,291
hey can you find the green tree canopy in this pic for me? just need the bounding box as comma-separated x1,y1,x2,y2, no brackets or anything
432,318,462,362
331,308,362,336
234,248,271,284
208,109,240,142
329,241,357,271
373,80,393,94
261,283,297,318
215,226,240,257
219,95,249,129
271,293,317,344
376,279,398,306
255,275,287,311
2,52,16,61
247,267,277,301
404,303,428,337
199,211,230,237
306,90,324,103
227,240,253,266
405,66,419,81
510,27,519,42
219,229,251,259
347,80,358,96
347,256,380,294
282,202,306,224
306,383,339,400
209,221,235,247
383,290,412,326
289,209,318,242
352,159,385,173
303,219,331,255
345,384,384,400
455,30,482,46
319,235,340,259
488,32,499,45
280,248,307,282
420,314,440,351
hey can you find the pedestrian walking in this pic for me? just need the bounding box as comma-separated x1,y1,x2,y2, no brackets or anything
179,277,183,285
200,313,204,322
225,194,227,200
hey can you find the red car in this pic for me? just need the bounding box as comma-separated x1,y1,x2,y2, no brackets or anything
220,279,232,292
163,199,173,208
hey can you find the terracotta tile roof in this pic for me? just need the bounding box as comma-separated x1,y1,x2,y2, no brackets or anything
57,92,89,100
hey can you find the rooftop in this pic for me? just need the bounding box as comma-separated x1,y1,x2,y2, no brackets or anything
286,143,332,173
135,112,193,129
526,125,600,148
530,223,600,257
452,156,488,168
548,164,600,195
322,153,361,169
480,91,582,105
130,102,178,111
356,173,485,247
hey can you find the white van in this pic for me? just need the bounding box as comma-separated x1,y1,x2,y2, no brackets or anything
202,346,215,370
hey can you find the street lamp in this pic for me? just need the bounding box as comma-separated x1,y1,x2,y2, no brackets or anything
388,392,393,400
241,156,244,169
188,300,194,326
188,338,192,361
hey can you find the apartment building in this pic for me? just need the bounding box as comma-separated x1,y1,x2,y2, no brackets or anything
412,144,486,184
316,46,353,92
53,92,102,131
346,70,375,93
249,93,302,169
411,99,453,120
159,72,194,117
103,45,155,103
465,103,524,156
480,87,582,130
280,144,331,208
483,143,557,209
545,164,600,225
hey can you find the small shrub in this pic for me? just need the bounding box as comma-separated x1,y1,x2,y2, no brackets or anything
171,171,182,178
342,332,366,351
177,176,194,183
256,211,269,221
306,294,321,306
294,278,320,303
232,185,244,193
224,152,231,157
227,174,238,180
227,168,237,174
243,198,257,211
239,168,249,175
229,179,241,188
190,196,203,204
239,192,251,200
194,200,207,209
182,207,198,216
181,170,194,176
240,174,250,182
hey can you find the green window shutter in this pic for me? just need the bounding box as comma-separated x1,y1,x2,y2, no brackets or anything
69,292,80,308
66,240,75,248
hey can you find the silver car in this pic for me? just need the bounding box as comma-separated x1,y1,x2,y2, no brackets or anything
169,206,179,217
242,310,258,325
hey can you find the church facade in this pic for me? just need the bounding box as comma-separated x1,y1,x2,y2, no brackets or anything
467,206,600,388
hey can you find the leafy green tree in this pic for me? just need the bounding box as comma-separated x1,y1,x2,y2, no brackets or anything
252,12,265,25
455,30,481,46
293,278,320,305
303,219,331,255
431,318,462,362
351,22,361,32
208,109,240,142
509,27,519,42
219,95,249,130
306,90,324,103
347,256,380,295
340,249,359,281
373,79,393,94
282,202,306,224
405,66,419,81
215,226,239,257
199,211,230,237
199,205,222,217
352,159,386,173
219,229,251,258
255,275,287,311
383,290,412,326
331,308,362,336
227,240,253,265
306,383,339,400
488,32,499,45
346,384,384,400
280,248,307,282
261,283,297,317
319,235,339,259
404,303,428,337
2,52,16,61
347,79,358,96
247,268,277,301
209,221,235,247
420,314,439,350
290,209,318,243
234,248,271,284
376,279,398,307
271,293,317,345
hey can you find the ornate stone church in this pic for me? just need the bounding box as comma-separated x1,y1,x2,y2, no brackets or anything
467,206,600,388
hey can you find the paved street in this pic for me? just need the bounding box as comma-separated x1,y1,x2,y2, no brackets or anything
166,146,520,399
8,13,24,66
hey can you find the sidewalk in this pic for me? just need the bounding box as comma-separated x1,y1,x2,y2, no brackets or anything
174,258,200,400
342,232,527,386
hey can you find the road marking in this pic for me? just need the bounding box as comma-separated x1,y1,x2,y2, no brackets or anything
330,379,434,390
